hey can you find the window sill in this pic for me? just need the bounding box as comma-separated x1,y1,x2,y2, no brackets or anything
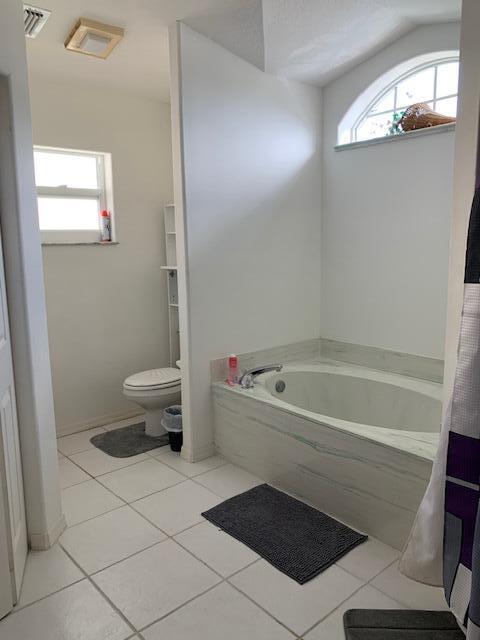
41,241,119,246
335,122,455,152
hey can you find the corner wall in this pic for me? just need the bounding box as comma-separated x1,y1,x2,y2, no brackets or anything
171,23,322,460
321,23,460,359
444,1,480,399
28,78,174,435
0,0,62,548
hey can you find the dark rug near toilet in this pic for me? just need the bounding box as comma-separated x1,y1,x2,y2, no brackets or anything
343,610,464,639
201,483,367,584
90,422,169,457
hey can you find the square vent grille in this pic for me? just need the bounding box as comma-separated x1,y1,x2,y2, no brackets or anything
24,4,51,38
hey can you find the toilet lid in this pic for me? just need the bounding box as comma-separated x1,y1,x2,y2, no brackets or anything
124,368,181,390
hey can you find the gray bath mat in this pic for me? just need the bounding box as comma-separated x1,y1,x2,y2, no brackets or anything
90,422,168,458
201,483,367,584
343,610,463,639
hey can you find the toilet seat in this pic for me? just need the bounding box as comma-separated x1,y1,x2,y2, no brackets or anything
123,368,181,392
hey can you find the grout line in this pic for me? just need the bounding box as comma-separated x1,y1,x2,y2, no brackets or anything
57,417,142,440
63,458,403,606
88,538,170,578
61,453,127,487
18,442,269,631
61,455,192,530
41,438,421,637
59,455,96,488
299,559,410,638
63,504,127,530
96,476,187,505
14,529,407,639
146,451,228,476
10,575,86,615
58,543,139,637
365,557,401,584
57,425,107,439
60,476,91,490
137,580,224,635
171,536,239,581
57,432,107,457
226,577,301,637
128,500,203,538
296,579,368,638
62,481,283,636
73,455,155,478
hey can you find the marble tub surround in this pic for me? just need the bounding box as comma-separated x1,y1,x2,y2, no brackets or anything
213,385,431,550
212,361,442,550
215,362,441,461
210,339,320,383
320,339,444,384
211,338,444,385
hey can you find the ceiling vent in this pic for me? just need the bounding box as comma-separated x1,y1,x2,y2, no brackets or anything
24,4,51,38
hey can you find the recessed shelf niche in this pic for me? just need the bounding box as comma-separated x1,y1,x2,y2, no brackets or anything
162,204,180,366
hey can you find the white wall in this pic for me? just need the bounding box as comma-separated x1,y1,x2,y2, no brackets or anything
171,24,322,460
444,2,480,399
0,0,62,548
28,77,173,435
321,23,460,359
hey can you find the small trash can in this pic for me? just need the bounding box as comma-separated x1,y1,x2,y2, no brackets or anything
161,405,183,452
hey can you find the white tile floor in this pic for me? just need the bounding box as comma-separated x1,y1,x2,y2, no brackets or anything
0,424,448,640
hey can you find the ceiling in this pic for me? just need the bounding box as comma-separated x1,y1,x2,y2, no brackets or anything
25,0,462,103
262,0,462,85
26,0,256,102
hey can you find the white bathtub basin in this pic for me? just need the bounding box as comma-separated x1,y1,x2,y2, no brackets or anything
263,369,441,432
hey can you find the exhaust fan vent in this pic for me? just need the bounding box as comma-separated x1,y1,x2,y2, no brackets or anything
24,4,51,38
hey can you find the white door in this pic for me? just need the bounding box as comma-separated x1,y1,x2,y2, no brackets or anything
0,103,28,612
0,223,27,610
0,463,13,618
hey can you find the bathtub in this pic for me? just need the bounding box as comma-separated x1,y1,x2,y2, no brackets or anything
212,360,442,549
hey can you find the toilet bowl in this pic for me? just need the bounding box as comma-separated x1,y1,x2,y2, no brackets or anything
123,367,181,437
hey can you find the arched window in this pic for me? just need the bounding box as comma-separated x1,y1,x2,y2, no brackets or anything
338,52,459,145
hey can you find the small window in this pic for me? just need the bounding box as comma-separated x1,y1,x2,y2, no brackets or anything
338,54,459,145
34,146,114,243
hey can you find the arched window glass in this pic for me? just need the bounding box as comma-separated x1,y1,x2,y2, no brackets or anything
343,56,459,144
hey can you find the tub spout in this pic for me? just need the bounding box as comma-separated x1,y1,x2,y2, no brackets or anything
239,364,283,389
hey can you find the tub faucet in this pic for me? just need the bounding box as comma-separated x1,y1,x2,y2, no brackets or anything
239,364,283,389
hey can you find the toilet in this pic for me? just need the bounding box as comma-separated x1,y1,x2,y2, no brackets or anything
123,365,181,437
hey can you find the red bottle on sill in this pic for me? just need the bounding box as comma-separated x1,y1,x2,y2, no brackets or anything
100,210,111,242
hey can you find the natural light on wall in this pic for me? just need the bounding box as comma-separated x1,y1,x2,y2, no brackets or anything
338,53,459,146
34,147,113,243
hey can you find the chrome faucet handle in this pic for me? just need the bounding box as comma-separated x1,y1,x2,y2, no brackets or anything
240,373,254,389
239,364,283,389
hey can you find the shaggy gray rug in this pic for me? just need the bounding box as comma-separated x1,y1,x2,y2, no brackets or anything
202,483,367,584
343,610,463,639
90,422,168,457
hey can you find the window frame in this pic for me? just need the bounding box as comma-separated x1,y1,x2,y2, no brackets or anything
337,51,460,147
34,145,115,244
352,56,459,143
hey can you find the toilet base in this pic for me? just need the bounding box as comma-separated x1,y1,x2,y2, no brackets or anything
123,381,181,439
145,408,167,438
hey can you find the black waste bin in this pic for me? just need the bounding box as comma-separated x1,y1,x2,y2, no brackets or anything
162,405,183,452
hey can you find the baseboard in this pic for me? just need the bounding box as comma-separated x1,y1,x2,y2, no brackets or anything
56,409,143,437
29,513,67,551
181,441,216,463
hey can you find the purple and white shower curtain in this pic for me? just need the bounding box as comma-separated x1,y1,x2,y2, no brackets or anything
400,187,480,637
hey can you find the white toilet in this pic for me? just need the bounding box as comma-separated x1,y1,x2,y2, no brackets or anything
123,366,181,437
